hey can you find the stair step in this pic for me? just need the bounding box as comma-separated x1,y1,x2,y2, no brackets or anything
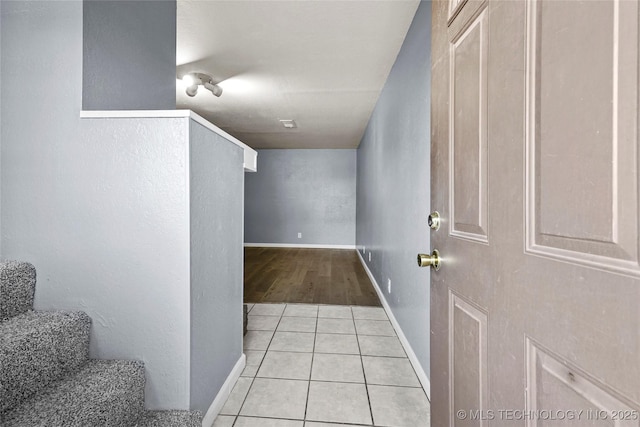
0,310,91,412
0,261,36,320
0,359,145,427
135,410,203,427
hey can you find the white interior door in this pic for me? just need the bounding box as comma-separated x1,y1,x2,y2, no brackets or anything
430,0,640,425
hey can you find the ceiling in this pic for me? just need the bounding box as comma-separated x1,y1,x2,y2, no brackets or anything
176,0,420,150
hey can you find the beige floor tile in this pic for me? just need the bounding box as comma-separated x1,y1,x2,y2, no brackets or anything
241,350,266,377
212,415,235,427
314,333,360,355
303,423,350,427
358,335,406,357
250,303,286,316
222,304,428,427
269,331,315,352
239,378,308,420
351,306,388,320
248,315,281,331
243,330,274,351
241,364,259,378
317,305,352,319
305,381,372,425
362,356,420,387
368,384,430,426
257,351,313,380
354,319,395,336
311,353,364,383
303,423,352,427
220,377,253,415
283,304,319,318
277,316,317,333
316,318,356,334
235,416,303,427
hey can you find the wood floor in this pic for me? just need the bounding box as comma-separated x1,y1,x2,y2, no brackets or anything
244,247,381,306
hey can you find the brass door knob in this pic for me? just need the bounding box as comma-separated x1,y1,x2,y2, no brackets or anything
417,250,441,271
428,211,440,230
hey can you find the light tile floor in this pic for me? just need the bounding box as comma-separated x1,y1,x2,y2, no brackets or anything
214,303,430,427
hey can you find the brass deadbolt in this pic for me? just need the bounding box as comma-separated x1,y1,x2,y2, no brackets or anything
428,211,441,230
417,250,441,271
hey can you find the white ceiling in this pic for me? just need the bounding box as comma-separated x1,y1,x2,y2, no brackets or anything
176,0,420,149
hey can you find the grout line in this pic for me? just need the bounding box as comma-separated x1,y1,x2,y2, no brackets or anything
302,307,318,421
351,305,375,426
233,414,372,426
235,306,288,418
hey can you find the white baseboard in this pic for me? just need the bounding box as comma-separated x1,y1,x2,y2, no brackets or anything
201,353,246,427
356,251,431,400
244,243,356,249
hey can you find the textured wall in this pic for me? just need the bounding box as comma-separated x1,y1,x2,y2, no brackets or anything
189,121,244,412
78,118,192,409
0,3,3,256
245,149,356,246
1,1,245,410
1,2,191,408
83,0,176,110
356,2,432,377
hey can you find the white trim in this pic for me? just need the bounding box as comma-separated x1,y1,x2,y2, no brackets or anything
80,109,257,172
183,119,192,409
201,353,246,427
244,243,356,250
356,251,431,400
80,109,192,119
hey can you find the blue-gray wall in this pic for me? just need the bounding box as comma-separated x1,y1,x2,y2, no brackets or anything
83,0,176,110
1,2,194,401
1,1,85,270
1,0,245,411
189,122,244,411
356,1,432,377
0,6,3,256
245,149,356,246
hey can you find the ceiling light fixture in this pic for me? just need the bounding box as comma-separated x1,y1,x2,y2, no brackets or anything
182,73,223,97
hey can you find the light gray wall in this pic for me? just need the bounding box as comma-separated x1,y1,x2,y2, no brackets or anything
356,2,432,377
83,0,176,110
1,2,191,409
245,149,356,246
1,1,83,265
189,122,244,412
2,1,245,411
78,118,192,409
0,5,3,256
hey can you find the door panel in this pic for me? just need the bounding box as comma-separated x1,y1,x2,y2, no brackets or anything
431,0,640,426
450,291,488,426
526,339,638,427
525,0,640,275
450,5,489,242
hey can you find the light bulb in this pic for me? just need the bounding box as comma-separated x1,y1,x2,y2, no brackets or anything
186,85,199,97
204,82,223,97
182,74,195,87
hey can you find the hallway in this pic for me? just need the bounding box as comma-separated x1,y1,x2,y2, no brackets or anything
213,303,430,426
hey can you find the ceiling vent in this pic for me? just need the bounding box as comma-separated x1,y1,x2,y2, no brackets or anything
279,119,297,129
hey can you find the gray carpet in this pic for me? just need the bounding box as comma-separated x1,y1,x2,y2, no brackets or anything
135,410,204,427
0,261,36,320
0,360,146,427
0,310,91,411
1,260,204,426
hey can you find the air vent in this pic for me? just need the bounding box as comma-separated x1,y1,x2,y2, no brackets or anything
279,119,297,129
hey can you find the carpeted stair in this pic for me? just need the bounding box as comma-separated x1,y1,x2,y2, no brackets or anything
0,260,202,427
